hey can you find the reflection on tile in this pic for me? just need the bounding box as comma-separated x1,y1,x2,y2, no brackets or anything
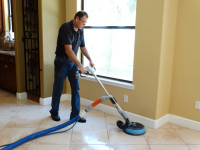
0,103,24,117
16,104,50,117
145,128,185,144
150,145,190,150
110,145,150,150
0,117,12,129
5,115,45,128
175,128,200,144
70,144,110,150
108,129,147,144
28,144,69,150
188,145,200,150
73,116,107,131
33,128,71,145
71,130,109,145
0,128,36,145
86,109,105,118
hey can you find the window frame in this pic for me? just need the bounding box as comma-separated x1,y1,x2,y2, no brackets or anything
81,0,136,83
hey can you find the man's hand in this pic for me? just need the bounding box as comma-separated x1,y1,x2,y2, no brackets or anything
89,61,95,68
79,66,87,74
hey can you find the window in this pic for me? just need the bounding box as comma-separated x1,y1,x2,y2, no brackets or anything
0,0,14,39
82,0,137,82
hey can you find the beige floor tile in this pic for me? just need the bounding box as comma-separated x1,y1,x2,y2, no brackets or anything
72,115,107,131
170,123,185,129
105,114,124,130
149,145,190,150
144,128,185,144
0,128,37,145
108,129,147,144
159,123,173,129
188,145,200,150
70,144,110,150
110,144,150,150
175,128,200,144
58,105,72,119
5,115,45,128
13,144,30,150
16,104,50,117
33,128,72,145
0,104,24,117
60,100,71,107
0,117,12,129
28,144,69,150
71,130,109,145
86,109,105,118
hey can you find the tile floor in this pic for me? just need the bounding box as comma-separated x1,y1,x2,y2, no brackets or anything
0,89,200,150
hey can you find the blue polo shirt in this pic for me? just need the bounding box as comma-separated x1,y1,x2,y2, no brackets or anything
55,20,85,58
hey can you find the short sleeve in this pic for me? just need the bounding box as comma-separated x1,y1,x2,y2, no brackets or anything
80,31,85,47
59,25,72,46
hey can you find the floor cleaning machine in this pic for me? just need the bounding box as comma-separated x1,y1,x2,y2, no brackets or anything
0,66,145,150
82,65,146,135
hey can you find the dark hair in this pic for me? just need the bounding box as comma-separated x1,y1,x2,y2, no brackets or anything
74,11,88,19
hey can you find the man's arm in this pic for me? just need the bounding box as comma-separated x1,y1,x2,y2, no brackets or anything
64,45,87,73
80,47,95,67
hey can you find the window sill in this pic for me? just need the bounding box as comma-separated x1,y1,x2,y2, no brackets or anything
80,75,134,90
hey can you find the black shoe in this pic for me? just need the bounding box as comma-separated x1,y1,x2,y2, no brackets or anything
51,114,61,121
77,117,86,123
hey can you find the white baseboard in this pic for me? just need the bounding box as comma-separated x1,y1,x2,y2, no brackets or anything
39,94,70,105
39,93,200,131
169,114,200,131
65,94,168,129
16,92,27,100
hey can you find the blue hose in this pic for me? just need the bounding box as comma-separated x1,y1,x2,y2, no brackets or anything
1,115,79,150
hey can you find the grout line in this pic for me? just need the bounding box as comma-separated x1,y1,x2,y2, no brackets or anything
172,127,192,150
104,112,112,150
143,131,151,149
68,122,73,150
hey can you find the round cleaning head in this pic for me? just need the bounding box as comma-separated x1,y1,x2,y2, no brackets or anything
123,122,146,135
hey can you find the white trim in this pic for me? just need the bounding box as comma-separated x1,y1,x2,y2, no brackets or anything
39,93,200,131
169,114,200,131
39,94,70,105
80,75,134,90
40,97,52,105
16,92,27,100
65,94,167,129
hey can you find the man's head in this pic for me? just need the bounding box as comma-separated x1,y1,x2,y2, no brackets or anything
73,11,88,29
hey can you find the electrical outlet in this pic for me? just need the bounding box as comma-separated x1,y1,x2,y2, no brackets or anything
195,101,200,109
124,95,128,103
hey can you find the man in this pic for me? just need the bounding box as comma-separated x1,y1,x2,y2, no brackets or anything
50,11,94,123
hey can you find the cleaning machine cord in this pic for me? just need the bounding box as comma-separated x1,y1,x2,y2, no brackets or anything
0,115,79,150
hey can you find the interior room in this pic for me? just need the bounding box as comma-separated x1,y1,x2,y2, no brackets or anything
0,0,200,149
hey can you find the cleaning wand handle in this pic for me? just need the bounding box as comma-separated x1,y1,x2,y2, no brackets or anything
86,66,110,96
86,66,130,121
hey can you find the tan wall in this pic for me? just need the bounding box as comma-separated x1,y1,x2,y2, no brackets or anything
156,0,178,119
170,0,200,122
13,0,26,92
39,0,66,98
